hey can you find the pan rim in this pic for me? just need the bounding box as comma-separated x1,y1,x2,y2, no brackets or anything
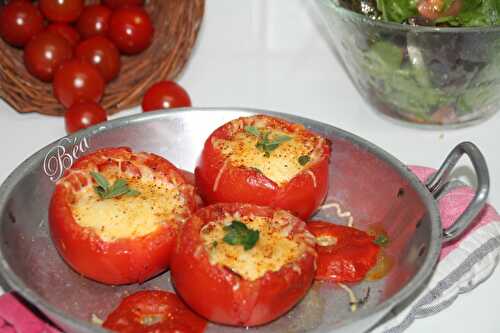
0,107,441,332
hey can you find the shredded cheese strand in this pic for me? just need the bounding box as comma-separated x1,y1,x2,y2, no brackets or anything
338,283,358,312
305,170,317,188
319,202,354,227
213,159,228,192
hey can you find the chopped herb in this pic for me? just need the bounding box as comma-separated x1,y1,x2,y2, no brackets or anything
90,171,141,200
298,155,310,166
223,220,259,251
244,125,291,157
212,241,218,248
374,234,389,247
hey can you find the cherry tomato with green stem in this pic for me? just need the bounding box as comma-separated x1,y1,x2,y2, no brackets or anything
53,59,105,108
39,0,84,23
0,1,44,47
24,31,73,82
65,102,108,134
141,81,192,112
76,5,112,39
108,6,153,54
75,36,121,82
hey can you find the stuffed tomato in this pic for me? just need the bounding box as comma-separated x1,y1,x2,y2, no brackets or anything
171,203,317,326
195,115,331,220
49,147,198,285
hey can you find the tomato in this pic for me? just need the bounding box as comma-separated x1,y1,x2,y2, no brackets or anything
103,0,145,9
75,36,121,82
46,23,81,47
195,115,331,220
307,221,380,283
23,31,73,82
53,59,105,108
141,81,192,112
64,102,108,133
39,0,84,23
171,203,316,326
49,147,199,284
103,291,207,333
0,1,44,47
417,0,463,20
76,5,112,39
108,6,153,54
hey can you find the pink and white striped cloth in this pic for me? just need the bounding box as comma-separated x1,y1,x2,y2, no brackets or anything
0,166,498,333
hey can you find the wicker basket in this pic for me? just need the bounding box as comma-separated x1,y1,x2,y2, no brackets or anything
0,0,205,116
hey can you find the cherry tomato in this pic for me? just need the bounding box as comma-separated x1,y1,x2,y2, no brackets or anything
49,147,199,284
109,6,153,54
141,81,191,112
103,291,207,333
53,59,105,108
0,1,44,47
171,203,316,326
24,31,73,82
103,0,145,9
75,36,121,82
307,221,380,283
39,0,84,23
76,4,112,39
64,102,107,133
46,23,81,47
417,0,463,20
195,115,331,220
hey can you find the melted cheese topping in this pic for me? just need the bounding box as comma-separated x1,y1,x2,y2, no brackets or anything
214,129,320,185
200,214,307,281
72,177,187,242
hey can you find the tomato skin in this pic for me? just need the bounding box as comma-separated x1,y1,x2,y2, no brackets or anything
0,1,44,47
108,6,154,54
194,115,330,220
49,147,199,285
307,221,380,283
53,59,105,108
76,4,112,39
47,23,81,47
23,31,73,82
417,0,462,20
103,0,145,9
39,0,84,23
141,81,192,112
171,203,316,326
65,102,107,133
75,36,121,82
103,291,207,333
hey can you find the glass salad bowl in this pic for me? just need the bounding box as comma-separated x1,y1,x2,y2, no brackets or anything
315,0,500,127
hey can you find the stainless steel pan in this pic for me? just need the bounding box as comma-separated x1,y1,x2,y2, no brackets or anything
0,108,489,332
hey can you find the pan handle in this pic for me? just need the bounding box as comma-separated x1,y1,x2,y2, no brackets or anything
426,142,489,243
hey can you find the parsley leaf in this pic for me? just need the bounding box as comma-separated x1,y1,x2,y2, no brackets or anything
244,126,291,157
91,172,141,200
374,234,389,247
298,155,311,166
223,220,260,251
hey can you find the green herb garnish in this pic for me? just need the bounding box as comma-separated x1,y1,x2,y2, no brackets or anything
373,234,389,247
298,155,311,166
90,171,140,200
223,220,259,251
244,126,291,157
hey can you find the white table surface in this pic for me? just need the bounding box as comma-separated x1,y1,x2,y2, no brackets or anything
1,0,499,332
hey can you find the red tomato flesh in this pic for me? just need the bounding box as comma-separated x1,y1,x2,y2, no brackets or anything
0,1,44,47
65,102,107,134
103,291,207,333
195,115,330,220
53,59,105,108
141,81,192,112
49,147,199,284
308,220,380,283
24,31,73,82
171,203,316,326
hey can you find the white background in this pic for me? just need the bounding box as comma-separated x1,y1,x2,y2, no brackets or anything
0,0,499,332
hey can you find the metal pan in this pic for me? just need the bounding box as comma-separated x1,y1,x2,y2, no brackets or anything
0,108,489,333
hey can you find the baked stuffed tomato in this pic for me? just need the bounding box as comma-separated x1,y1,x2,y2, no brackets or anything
195,115,331,220
49,147,198,285
171,203,317,326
